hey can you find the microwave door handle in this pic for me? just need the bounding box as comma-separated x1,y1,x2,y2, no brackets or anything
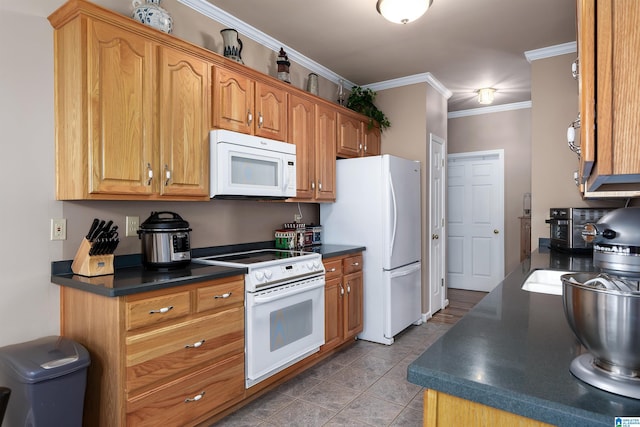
283,161,290,192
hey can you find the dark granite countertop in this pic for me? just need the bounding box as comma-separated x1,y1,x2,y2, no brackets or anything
407,250,640,426
51,242,365,297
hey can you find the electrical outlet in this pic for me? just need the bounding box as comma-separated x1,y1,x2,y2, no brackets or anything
50,218,67,240
125,216,140,237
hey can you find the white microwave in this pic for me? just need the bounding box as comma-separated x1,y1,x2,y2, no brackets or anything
210,130,296,199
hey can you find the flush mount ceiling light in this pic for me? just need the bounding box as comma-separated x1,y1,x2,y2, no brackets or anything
477,88,497,105
376,0,433,24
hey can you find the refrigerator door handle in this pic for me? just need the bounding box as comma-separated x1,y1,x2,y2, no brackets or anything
389,263,421,278
389,174,398,258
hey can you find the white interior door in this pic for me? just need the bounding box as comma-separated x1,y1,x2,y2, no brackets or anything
429,134,447,316
447,150,504,292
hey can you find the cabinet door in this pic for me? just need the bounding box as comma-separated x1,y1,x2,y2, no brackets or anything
315,104,337,201
288,94,316,199
88,20,155,195
322,276,344,352
363,124,381,156
159,47,210,198
337,113,362,158
213,67,253,134
343,271,363,339
255,81,287,141
577,0,595,183
595,0,640,177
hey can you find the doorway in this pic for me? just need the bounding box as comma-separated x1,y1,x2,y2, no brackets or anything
428,134,447,316
447,150,504,292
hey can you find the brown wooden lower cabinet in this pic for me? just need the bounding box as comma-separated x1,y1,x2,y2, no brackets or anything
320,253,364,353
61,252,365,426
424,389,553,427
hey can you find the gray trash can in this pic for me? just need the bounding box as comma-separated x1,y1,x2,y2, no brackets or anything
0,336,90,427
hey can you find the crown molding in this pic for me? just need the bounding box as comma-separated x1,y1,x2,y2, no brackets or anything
364,73,453,99
524,41,577,63
447,101,532,119
177,0,356,88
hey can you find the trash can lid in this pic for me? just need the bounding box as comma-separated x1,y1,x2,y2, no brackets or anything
0,336,90,383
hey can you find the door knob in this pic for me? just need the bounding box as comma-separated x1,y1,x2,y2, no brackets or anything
494,229,499,234
432,234,439,240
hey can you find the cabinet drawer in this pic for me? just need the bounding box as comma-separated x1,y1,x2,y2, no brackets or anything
126,291,191,331
126,307,244,394
323,258,343,279
343,254,363,274
126,353,245,427
195,278,244,313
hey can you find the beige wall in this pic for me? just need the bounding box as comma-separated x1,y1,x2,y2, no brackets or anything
375,83,448,316
448,107,532,274
530,53,623,248
0,0,326,347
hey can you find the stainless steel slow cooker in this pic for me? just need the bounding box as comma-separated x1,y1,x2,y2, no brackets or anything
138,211,192,270
583,207,640,277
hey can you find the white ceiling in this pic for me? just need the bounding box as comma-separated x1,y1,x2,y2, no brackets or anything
199,0,577,112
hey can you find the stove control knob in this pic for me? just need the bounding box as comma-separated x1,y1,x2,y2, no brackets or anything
264,269,273,279
254,271,265,281
306,262,314,270
602,229,617,239
313,260,321,270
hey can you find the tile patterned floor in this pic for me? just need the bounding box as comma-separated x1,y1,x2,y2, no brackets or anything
212,322,453,427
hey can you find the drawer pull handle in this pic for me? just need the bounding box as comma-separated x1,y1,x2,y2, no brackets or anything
185,340,205,349
185,391,205,403
214,292,232,299
149,306,173,314
347,283,351,293
351,262,360,266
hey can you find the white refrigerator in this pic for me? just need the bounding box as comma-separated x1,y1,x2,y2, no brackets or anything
320,155,422,345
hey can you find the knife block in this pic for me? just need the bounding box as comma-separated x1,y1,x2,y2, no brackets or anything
71,238,114,277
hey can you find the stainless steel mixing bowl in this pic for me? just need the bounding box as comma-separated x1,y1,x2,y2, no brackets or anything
562,272,640,374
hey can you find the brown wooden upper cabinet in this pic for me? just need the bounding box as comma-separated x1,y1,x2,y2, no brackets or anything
213,67,287,141
49,2,210,200
577,0,640,197
287,93,336,202
337,110,381,158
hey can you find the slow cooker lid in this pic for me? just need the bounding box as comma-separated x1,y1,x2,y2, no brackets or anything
140,211,190,230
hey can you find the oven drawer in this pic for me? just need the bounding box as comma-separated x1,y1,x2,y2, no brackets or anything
343,254,363,274
126,352,244,427
195,278,244,313
126,306,244,394
126,291,191,331
323,258,342,279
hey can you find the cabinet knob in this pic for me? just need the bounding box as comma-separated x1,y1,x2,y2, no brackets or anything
258,112,263,128
184,391,206,403
494,229,500,234
164,164,171,186
318,180,322,190
340,284,344,296
311,181,315,190
185,339,205,349
146,163,153,186
432,234,439,240
247,109,253,126
149,305,173,314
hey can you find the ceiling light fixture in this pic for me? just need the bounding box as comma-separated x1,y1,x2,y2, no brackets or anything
477,88,496,105
376,0,433,24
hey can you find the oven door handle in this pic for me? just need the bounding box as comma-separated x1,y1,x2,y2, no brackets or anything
546,219,569,225
252,280,325,305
